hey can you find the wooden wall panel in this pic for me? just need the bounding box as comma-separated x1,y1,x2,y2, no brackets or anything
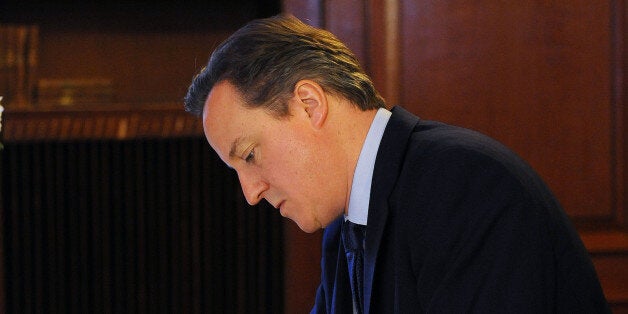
582,231,628,310
324,0,368,64
282,0,323,27
37,31,231,104
1,0,281,107
398,1,614,221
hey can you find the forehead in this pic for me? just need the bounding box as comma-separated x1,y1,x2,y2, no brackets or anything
203,81,245,121
203,81,245,143
202,81,266,161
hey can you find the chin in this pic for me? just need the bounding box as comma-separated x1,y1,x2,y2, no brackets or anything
294,219,322,234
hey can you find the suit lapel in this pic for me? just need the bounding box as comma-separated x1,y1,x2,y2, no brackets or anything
363,106,419,314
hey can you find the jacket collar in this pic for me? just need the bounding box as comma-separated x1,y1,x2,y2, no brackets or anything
363,106,420,314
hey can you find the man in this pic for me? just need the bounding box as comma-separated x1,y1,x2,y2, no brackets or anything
184,14,610,313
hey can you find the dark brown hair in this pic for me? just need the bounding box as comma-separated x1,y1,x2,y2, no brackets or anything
184,14,385,117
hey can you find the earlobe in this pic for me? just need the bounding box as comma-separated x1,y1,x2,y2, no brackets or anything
294,80,328,129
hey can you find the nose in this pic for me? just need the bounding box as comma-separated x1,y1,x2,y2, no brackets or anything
237,171,268,205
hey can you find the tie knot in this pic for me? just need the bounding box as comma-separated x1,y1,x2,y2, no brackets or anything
342,220,366,252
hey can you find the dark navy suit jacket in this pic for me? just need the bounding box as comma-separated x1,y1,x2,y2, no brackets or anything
311,106,609,313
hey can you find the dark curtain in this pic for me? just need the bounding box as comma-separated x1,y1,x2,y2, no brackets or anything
0,137,283,313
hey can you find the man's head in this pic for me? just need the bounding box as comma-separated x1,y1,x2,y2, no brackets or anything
184,14,385,117
185,15,384,232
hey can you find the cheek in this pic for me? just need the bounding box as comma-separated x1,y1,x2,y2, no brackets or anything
273,142,317,183
265,139,324,199
267,127,344,200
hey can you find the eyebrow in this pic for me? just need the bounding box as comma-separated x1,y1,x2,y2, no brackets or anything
229,136,244,159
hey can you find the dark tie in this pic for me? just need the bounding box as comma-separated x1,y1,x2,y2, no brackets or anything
342,220,366,314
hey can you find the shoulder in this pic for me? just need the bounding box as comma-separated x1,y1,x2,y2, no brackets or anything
379,110,560,236
401,120,538,190
390,120,558,234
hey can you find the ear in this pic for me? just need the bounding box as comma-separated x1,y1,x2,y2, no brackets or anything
293,80,328,129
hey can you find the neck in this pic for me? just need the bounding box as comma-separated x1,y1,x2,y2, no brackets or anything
327,101,378,213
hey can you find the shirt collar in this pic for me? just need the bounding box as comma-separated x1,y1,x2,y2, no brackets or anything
346,108,392,225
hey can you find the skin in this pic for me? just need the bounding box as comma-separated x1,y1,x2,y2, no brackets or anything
202,80,377,233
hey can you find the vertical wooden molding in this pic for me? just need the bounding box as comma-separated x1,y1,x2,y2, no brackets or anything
613,0,626,227
383,0,401,106
621,0,628,228
367,0,401,106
